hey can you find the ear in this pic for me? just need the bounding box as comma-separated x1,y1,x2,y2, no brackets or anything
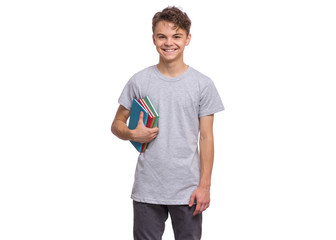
185,33,191,46
152,34,156,45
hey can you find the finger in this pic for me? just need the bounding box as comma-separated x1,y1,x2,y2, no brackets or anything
204,203,210,210
201,203,208,212
198,204,204,213
151,128,159,134
195,202,209,215
193,204,201,216
189,192,196,207
151,131,158,137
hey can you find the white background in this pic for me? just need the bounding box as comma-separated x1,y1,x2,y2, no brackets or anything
1,0,335,239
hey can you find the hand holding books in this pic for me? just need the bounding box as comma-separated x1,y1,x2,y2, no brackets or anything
132,111,158,144
128,96,160,152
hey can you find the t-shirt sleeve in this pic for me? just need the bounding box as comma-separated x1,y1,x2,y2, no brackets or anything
118,76,138,111
199,79,225,117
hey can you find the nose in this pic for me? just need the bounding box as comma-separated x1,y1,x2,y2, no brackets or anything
164,37,173,46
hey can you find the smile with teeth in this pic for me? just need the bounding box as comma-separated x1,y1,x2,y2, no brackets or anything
163,49,177,52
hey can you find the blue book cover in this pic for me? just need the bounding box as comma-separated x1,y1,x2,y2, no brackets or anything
128,99,149,152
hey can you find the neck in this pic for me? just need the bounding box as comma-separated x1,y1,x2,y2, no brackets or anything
157,58,188,78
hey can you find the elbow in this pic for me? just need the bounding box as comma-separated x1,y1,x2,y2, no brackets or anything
199,134,214,142
111,121,117,136
111,120,130,141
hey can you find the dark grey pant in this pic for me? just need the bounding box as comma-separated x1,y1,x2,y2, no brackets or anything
133,201,202,240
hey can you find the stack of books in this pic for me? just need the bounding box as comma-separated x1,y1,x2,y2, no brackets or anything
128,96,159,152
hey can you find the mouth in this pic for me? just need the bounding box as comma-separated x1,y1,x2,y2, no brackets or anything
162,48,178,53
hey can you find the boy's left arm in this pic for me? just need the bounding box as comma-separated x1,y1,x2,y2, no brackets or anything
189,114,215,216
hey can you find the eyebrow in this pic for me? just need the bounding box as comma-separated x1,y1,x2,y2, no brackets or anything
156,33,184,36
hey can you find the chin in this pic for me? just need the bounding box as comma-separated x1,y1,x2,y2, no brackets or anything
161,57,178,62
160,53,181,62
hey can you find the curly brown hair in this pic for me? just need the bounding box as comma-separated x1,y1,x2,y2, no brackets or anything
152,6,192,35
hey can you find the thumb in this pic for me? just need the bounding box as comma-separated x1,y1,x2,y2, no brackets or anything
138,111,144,125
189,191,196,207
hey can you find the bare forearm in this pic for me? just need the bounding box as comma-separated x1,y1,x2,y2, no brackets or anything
111,119,134,141
190,115,214,215
199,136,214,189
111,116,158,143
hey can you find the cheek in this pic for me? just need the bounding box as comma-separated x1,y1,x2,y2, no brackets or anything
155,40,163,47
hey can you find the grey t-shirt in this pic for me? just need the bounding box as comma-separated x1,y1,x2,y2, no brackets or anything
118,65,224,205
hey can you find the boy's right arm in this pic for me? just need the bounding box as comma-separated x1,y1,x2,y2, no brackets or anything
111,105,159,143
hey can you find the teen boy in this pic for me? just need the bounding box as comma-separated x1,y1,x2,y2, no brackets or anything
111,6,224,240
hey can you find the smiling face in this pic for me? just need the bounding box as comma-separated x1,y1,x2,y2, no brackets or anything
153,21,191,64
